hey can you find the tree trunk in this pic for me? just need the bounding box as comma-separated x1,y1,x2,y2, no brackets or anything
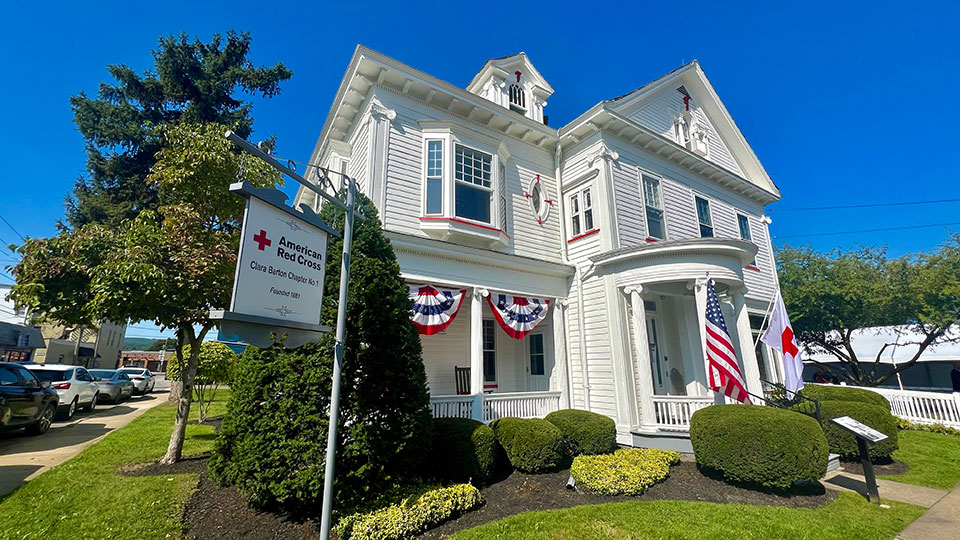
168,380,182,403
160,327,202,465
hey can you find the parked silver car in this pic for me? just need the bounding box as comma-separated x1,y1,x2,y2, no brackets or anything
89,369,135,403
26,365,100,420
118,367,155,394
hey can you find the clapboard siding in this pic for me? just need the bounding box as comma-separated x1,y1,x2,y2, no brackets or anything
349,116,370,195
611,163,646,246
620,86,744,176
373,91,563,264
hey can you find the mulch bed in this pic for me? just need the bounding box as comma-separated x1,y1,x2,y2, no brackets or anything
838,458,909,477
418,461,835,539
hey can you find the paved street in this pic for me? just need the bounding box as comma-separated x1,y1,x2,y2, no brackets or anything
0,375,171,497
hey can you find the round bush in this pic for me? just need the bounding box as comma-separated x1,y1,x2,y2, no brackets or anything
690,405,829,489
819,400,899,459
428,418,498,484
545,409,617,456
800,385,890,409
490,417,563,473
571,448,679,495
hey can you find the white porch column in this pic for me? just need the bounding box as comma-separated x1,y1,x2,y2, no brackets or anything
732,289,764,397
626,286,655,427
469,288,486,421
552,299,571,409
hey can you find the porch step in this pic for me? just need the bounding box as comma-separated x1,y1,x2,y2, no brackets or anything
826,453,841,473
630,428,694,453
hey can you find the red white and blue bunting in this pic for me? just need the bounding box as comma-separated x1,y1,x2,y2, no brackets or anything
487,292,550,339
409,285,466,335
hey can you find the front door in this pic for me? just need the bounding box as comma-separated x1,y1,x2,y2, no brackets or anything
526,333,548,391
646,313,669,395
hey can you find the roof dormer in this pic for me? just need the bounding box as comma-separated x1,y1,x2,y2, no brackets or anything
466,53,554,125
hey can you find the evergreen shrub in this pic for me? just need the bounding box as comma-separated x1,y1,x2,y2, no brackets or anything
335,484,482,540
208,195,432,513
570,448,679,495
490,417,563,473
690,405,829,489
428,418,497,483
544,409,617,456
800,384,891,409
819,400,899,459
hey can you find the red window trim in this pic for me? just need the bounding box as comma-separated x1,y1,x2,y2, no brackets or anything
418,216,510,238
745,264,760,272
567,228,600,243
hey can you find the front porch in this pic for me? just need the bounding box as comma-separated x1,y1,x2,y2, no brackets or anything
430,391,563,422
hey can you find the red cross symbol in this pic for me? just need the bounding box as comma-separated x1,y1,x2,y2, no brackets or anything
253,229,271,251
781,326,799,358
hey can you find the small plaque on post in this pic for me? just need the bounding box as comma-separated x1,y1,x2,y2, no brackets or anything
831,416,889,444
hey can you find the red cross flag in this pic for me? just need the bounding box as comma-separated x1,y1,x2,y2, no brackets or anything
761,292,804,394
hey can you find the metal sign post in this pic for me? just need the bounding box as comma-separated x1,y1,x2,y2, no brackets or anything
830,415,889,503
219,131,362,539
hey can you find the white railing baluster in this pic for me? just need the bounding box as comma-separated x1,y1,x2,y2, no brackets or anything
809,383,960,428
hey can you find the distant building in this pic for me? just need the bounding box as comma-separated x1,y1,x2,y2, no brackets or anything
1,283,46,362
120,349,170,372
32,320,128,369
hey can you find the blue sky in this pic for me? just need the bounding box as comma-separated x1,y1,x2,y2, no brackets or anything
1,1,957,339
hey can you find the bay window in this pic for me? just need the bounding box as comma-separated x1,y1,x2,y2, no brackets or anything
418,125,509,248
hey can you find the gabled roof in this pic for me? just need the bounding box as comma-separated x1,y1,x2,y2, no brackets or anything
596,61,779,197
465,52,554,96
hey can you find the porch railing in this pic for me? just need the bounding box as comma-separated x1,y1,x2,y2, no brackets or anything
429,395,474,419
650,395,715,431
429,391,562,423
482,391,562,423
814,383,960,429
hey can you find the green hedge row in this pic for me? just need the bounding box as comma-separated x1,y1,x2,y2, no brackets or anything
690,405,829,489
427,418,497,484
545,409,617,457
819,400,899,459
571,448,680,495
801,385,891,409
335,484,482,540
490,417,564,473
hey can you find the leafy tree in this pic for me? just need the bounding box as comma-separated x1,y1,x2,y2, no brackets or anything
146,337,178,351
209,193,432,514
777,240,960,386
67,30,291,228
11,122,281,463
167,342,236,422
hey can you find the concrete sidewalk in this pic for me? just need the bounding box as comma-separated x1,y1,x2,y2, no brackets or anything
822,470,947,507
895,486,960,540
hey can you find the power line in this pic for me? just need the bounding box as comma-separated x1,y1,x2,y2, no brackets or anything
774,221,960,239
771,198,960,212
0,212,24,241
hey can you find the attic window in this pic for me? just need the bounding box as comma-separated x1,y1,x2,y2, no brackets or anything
508,83,526,114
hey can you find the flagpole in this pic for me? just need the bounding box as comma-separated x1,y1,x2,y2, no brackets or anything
753,284,779,349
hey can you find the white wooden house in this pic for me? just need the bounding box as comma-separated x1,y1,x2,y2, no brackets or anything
295,46,786,450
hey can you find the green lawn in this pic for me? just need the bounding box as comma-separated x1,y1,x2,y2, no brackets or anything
0,391,230,540
451,493,922,540
879,430,960,490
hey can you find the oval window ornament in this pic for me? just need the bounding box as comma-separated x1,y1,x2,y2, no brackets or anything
525,174,552,225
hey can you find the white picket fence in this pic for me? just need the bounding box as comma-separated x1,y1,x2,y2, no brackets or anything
429,391,562,423
818,383,960,429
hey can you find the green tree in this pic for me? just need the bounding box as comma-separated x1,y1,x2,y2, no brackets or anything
11,122,281,463
209,193,432,514
167,342,236,423
146,338,178,351
777,240,960,386
67,30,291,228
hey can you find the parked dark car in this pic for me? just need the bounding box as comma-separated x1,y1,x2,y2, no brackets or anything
0,361,59,435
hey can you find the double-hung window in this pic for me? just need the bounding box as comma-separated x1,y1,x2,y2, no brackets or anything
483,319,496,383
569,186,594,237
529,334,545,376
695,195,713,237
738,213,756,265
641,173,665,240
425,140,443,215
454,144,493,223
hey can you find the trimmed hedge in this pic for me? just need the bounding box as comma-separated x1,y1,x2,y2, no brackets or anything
819,400,899,459
801,385,891,409
545,409,617,457
490,417,564,473
571,448,680,495
335,484,482,540
427,418,498,483
898,418,960,437
690,405,829,489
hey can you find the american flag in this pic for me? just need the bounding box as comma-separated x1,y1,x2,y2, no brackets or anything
704,279,751,404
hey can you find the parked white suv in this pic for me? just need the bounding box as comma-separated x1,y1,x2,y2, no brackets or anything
27,365,100,419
